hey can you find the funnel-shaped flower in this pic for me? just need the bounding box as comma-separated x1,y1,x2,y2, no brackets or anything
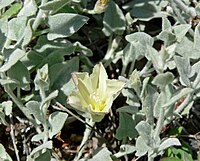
68,63,125,122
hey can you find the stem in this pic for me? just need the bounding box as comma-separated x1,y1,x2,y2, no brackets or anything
121,64,127,76
140,61,152,76
74,118,95,161
148,155,155,161
10,115,20,161
193,72,200,88
173,0,196,17
39,86,49,143
54,102,86,124
128,60,135,76
103,36,122,67
154,106,165,140
0,73,40,129
32,0,48,31
167,0,194,37
77,5,96,14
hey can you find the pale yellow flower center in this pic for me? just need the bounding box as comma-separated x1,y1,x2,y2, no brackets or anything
89,92,106,112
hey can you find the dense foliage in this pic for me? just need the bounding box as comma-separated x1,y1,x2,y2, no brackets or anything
0,0,200,160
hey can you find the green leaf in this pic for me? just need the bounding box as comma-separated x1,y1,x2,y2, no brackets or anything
161,17,172,31
40,0,71,11
181,101,193,115
48,111,68,139
135,136,150,157
117,106,138,114
21,50,43,71
122,88,140,107
73,41,93,56
146,46,164,73
41,90,58,107
0,110,8,126
162,88,193,107
129,70,141,96
0,0,15,10
122,43,136,66
23,36,73,69
175,37,200,59
0,17,8,34
31,132,45,142
152,72,174,88
0,48,26,72
17,0,37,17
22,19,34,48
157,17,177,46
34,35,72,54
1,3,22,18
135,121,151,138
49,57,79,103
168,126,183,136
7,61,30,90
7,16,27,41
116,112,137,140
47,13,89,40
123,0,167,21
30,141,52,156
61,79,75,97
26,101,43,124
158,138,181,152
88,147,112,161
123,32,153,63
174,56,191,86
173,24,191,42
2,101,12,116
0,79,18,85
0,29,6,51
35,150,51,161
125,32,154,46
194,22,200,51
0,143,12,161
154,85,173,117
103,0,126,36
34,64,50,91
114,145,136,158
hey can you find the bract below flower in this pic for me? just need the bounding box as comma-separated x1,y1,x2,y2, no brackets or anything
68,63,125,122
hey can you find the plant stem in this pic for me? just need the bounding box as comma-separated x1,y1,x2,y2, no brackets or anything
128,60,135,76
154,106,165,141
104,36,122,67
167,0,194,37
10,115,20,161
173,0,196,17
140,61,152,77
74,118,95,161
39,86,49,143
0,73,40,129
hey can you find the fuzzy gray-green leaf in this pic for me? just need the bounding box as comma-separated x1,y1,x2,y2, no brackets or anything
0,48,26,72
152,72,174,88
48,111,68,139
103,0,125,36
47,13,89,40
116,112,138,140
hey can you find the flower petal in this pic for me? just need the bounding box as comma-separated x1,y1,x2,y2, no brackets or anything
98,63,108,96
68,91,85,109
90,64,100,91
71,72,88,86
77,78,93,106
106,79,125,99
